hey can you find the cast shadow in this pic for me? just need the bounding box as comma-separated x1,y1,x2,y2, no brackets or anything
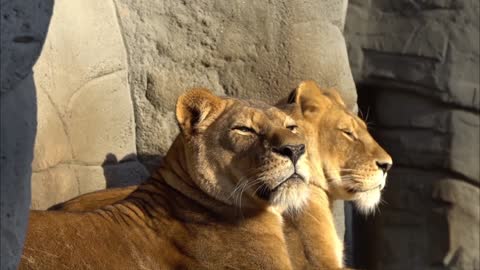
0,0,54,269
101,153,162,188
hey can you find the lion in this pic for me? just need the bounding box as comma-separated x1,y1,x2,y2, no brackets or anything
48,81,392,269
20,89,312,270
280,80,392,269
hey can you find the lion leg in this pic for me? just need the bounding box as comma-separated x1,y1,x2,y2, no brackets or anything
285,186,344,269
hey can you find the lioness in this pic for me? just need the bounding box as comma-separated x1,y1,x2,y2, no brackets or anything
20,89,311,270
48,81,392,269
281,81,392,269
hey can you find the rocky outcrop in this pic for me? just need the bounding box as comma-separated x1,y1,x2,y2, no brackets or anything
345,0,480,269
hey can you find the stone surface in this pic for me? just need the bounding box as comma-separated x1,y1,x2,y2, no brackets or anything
31,161,148,210
375,168,479,270
345,0,480,269
113,0,357,158
373,91,480,182
345,0,480,110
0,0,53,269
28,0,140,211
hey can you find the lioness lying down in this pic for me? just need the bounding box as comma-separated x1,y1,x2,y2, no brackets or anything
47,81,392,269
20,89,312,270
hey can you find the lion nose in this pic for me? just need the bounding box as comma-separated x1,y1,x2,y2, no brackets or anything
376,161,392,173
273,144,306,165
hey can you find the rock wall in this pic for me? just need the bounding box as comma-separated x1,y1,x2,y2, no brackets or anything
1,0,357,269
0,1,53,269
345,0,480,269
112,0,356,165
29,0,148,210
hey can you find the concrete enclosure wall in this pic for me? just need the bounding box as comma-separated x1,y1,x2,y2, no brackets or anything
0,0,356,269
345,0,480,269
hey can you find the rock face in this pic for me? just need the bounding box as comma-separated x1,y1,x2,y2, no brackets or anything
113,0,357,159
0,1,53,269
1,0,357,269
29,0,148,210
345,0,480,269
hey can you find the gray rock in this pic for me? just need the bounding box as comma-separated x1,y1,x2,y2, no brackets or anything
0,0,53,268
376,168,479,270
345,0,479,268
373,106,479,182
0,76,37,270
345,0,480,110
113,0,357,158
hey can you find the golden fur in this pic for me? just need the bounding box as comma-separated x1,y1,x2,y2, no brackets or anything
20,89,312,270
279,80,392,269
47,81,392,270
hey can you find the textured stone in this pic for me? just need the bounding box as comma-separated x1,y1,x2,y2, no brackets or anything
374,92,480,182
375,168,480,270
114,0,357,158
0,0,53,268
28,0,138,209
345,0,480,110
31,161,148,210
345,1,479,269
375,91,452,131
0,75,37,270
67,72,136,164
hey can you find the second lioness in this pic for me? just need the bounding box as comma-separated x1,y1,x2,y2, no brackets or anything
20,89,310,270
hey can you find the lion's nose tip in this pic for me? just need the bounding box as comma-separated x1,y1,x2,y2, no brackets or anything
273,144,305,164
376,161,392,173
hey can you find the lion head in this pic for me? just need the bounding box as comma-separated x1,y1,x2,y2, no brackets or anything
174,89,311,211
283,81,392,214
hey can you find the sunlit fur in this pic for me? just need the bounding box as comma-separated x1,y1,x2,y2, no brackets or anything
20,89,312,270
181,96,311,212
273,80,393,269
47,83,391,270
285,80,393,215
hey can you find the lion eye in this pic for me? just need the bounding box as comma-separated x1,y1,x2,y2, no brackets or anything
286,125,298,133
341,129,355,139
232,126,257,134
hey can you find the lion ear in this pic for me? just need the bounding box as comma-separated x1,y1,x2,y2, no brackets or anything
323,88,346,108
287,80,323,113
176,88,225,135
287,80,346,112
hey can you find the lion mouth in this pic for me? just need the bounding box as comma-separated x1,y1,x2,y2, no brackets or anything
256,173,305,200
347,184,381,194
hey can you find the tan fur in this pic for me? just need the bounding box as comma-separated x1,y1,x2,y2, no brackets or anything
20,89,312,270
279,80,392,269
48,82,391,270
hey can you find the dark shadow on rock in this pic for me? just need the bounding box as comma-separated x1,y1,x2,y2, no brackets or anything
101,153,160,189
0,1,54,269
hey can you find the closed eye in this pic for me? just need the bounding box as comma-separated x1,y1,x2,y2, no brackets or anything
341,129,356,140
232,126,257,135
286,125,298,133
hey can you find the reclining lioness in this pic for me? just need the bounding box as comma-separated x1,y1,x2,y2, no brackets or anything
20,89,312,270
